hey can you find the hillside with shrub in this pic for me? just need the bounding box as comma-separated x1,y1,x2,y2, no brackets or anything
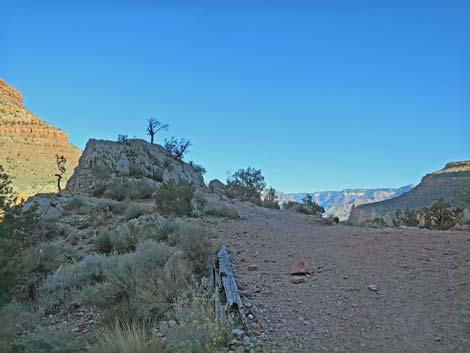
349,161,470,228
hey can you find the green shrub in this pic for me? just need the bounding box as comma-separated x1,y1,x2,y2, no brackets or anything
188,161,206,174
94,231,137,255
361,217,387,228
204,204,239,219
155,219,179,241
13,327,84,353
168,223,213,277
103,241,183,321
126,205,145,221
424,199,462,230
155,180,195,217
63,197,90,215
165,292,230,353
300,194,325,216
13,243,74,301
263,187,280,209
38,255,111,312
91,319,166,353
262,200,280,210
227,166,266,202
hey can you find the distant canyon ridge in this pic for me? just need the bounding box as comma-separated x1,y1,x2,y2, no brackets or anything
276,186,414,220
0,79,81,201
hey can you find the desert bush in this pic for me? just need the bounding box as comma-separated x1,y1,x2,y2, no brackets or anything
94,230,137,255
155,180,195,217
262,199,280,210
394,200,464,230
63,197,90,215
165,292,230,353
227,166,266,202
168,223,213,277
188,161,206,174
155,219,179,241
204,204,239,219
361,217,387,228
104,241,186,321
13,243,75,301
300,194,325,216
104,179,155,201
92,164,113,179
126,205,145,221
38,255,111,312
91,319,167,353
13,327,84,353
263,187,280,209
424,199,462,230
93,182,108,196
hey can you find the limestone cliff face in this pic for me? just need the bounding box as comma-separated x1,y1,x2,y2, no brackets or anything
0,79,81,200
349,161,470,225
277,186,413,220
66,139,206,194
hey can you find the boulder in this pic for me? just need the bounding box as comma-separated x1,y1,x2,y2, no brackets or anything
289,260,310,275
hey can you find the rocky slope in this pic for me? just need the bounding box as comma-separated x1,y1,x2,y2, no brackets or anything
0,78,81,201
66,138,206,195
349,161,470,225
277,186,414,220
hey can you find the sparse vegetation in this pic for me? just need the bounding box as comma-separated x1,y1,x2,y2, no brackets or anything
204,204,240,219
164,137,191,160
227,166,266,203
155,180,195,217
392,199,465,230
262,187,280,209
285,195,325,216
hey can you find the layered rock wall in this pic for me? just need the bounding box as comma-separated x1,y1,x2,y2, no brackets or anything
0,78,81,200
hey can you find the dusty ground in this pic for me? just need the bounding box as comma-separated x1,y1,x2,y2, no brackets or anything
209,201,470,353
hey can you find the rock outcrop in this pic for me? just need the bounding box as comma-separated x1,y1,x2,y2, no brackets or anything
66,139,206,194
349,161,470,225
0,79,81,200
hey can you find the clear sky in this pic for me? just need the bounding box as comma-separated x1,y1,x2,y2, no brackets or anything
1,1,469,193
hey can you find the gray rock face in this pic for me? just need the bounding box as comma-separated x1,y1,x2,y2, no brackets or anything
66,139,206,194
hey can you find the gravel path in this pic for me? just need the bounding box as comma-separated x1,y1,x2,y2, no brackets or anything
212,201,470,353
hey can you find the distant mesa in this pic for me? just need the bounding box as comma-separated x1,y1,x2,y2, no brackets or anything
0,78,82,201
349,161,470,225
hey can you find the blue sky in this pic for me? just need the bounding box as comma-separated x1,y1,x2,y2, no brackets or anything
1,1,469,193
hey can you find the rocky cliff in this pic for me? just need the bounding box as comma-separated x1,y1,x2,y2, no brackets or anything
66,139,206,194
277,186,414,220
0,79,81,200
349,161,470,225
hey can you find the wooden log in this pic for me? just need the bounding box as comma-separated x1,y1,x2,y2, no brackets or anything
211,245,247,326
218,246,243,311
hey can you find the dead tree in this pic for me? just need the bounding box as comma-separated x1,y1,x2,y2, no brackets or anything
146,117,169,144
55,155,67,192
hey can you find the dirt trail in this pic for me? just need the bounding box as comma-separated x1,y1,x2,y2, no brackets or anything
211,201,470,352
